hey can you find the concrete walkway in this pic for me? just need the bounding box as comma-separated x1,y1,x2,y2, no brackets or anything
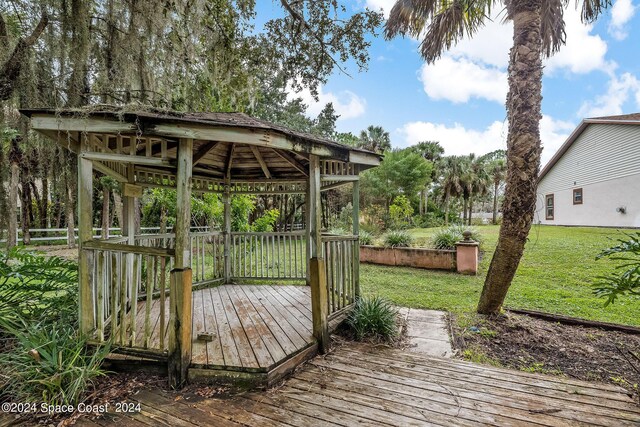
399,307,453,358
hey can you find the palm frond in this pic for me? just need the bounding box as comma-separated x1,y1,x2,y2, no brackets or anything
386,0,495,63
581,0,612,23
540,0,567,57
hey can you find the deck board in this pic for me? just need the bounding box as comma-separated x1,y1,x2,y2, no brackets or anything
84,343,640,427
122,284,316,370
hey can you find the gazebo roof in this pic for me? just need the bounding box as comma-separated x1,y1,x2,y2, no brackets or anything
21,107,381,185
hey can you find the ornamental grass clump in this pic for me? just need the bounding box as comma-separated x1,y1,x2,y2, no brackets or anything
347,296,398,342
359,230,374,245
383,230,413,248
431,225,482,250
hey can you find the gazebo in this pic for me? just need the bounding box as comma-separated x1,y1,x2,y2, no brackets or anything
21,108,381,387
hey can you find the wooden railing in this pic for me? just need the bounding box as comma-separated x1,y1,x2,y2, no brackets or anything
322,235,359,318
84,240,174,353
228,231,306,280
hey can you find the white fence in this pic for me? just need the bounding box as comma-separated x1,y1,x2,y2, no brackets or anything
0,226,211,245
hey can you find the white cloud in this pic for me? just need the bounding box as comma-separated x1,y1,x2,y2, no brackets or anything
609,0,637,40
290,86,367,120
419,56,507,104
544,7,611,75
365,0,396,18
578,72,640,117
450,13,512,68
398,115,573,165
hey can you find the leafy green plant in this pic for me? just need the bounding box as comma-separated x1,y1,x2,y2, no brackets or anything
251,209,279,232
359,230,374,246
431,225,482,250
0,248,78,325
593,232,640,306
383,230,413,248
389,195,413,229
0,319,109,406
347,296,398,341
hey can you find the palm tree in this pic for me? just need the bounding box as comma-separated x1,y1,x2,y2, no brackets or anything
386,0,610,314
359,125,391,154
439,155,465,225
489,159,507,224
412,141,444,214
469,157,491,225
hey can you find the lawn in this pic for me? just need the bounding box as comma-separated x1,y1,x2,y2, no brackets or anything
360,225,640,326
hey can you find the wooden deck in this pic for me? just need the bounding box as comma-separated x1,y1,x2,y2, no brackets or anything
114,284,344,383
84,343,640,427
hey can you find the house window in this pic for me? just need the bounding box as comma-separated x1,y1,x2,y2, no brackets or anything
573,188,583,205
545,194,554,220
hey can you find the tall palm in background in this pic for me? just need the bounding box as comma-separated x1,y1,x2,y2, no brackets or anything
412,141,444,214
359,125,392,153
386,0,610,314
439,155,465,225
469,156,491,225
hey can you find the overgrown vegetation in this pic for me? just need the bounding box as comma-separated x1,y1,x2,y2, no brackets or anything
431,225,482,250
347,296,398,342
383,230,414,248
593,232,640,305
0,249,108,406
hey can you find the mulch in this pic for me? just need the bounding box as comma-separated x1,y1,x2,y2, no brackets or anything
451,312,640,402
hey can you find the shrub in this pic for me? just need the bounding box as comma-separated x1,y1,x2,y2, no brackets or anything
327,227,347,235
359,230,374,245
593,231,640,306
383,230,413,248
413,212,444,228
0,248,78,325
347,296,398,341
251,208,279,232
389,195,413,229
431,225,482,250
0,320,109,406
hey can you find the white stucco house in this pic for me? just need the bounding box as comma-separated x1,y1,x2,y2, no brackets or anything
535,113,640,228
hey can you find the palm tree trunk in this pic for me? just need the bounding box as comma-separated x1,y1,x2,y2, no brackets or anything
462,197,468,223
444,190,450,226
492,181,499,224
478,0,543,314
468,197,473,226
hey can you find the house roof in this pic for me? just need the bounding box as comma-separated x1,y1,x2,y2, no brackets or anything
538,113,640,182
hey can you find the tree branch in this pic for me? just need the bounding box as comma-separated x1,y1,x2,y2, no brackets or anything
0,12,49,101
279,0,351,77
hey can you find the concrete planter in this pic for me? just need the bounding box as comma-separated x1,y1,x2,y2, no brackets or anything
360,241,479,275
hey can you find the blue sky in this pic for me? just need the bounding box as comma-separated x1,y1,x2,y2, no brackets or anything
258,0,640,165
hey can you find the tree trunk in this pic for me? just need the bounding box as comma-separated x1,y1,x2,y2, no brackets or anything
478,1,543,314
19,173,32,245
101,187,110,239
7,160,19,249
493,181,499,224
66,183,76,248
462,196,468,223
468,197,473,226
113,191,123,229
444,190,450,226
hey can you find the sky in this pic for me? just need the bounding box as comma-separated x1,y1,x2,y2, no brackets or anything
258,0,640,166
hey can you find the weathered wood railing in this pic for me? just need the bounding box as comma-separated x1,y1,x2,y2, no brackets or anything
84,240,174,353
228,231,307,280
322,234,359,318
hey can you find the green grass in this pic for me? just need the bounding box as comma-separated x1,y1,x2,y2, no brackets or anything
360,225,640,326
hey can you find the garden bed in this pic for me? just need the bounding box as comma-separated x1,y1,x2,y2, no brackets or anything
359,245,456,270
451,312,640,401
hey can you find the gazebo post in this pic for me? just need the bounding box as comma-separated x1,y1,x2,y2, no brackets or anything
78,138,94,336
169,138,193,388
352,178,360,299
308,154,329,353
223,184,231,284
